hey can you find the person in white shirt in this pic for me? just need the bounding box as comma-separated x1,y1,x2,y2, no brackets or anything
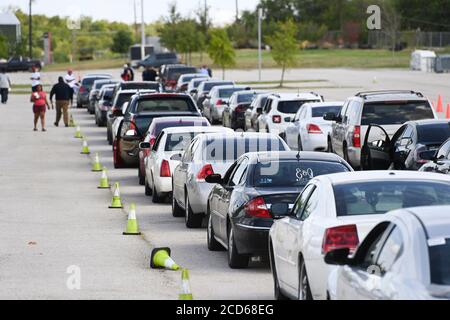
64,69,77,105
30,65,41,92
0,68,12,104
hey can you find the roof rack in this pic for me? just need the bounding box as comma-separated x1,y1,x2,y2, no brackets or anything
356,90,424,98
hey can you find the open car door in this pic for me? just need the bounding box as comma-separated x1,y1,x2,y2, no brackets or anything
361,124,392,170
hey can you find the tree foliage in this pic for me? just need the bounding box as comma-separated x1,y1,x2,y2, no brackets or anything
111,30,134,54
207,29,236,79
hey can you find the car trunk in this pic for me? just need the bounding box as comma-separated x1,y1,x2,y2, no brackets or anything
336,214,385,243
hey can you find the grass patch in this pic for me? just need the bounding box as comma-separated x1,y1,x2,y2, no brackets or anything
43,58,128,72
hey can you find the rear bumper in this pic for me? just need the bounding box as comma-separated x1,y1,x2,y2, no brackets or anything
231,113,246,128
302,133,328,152
233,222,271,256
154,176,172,194
347,147,361,168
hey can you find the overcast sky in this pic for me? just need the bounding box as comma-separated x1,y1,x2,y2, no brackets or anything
5,0,260,25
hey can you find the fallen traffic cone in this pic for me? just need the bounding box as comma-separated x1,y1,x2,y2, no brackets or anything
150,247,180,271
98,168,110,189
436,95,444,113
91,153,102,172
80,140,90,155
446,104,450,119
179,269,193,300
74,126,83,139
68,114,76,127
109,182,123,209
123,203,141,235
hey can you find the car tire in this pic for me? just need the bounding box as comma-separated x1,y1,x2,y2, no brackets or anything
77,102,82,108
207,211,225,251
138,166,145,186
270,242,289,300
113,140,124,169
172,190,184,217
152,176,164,203
145,177,152,196
185,193,203,228
227,226,249,269
107,128,113,145
298,258,313,300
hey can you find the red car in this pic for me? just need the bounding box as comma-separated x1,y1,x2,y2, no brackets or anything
137,116,211,185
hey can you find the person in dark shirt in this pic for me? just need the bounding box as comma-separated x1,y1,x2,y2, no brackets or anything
142,66,157,81
50,77,74,127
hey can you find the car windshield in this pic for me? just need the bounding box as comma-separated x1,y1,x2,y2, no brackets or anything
417,124,450,144
333,181,450,216
116,93,135,108
154,120,208,136
168,68,198,80
429,238,450,286
136,97,196,113
312,106,343,118
219,88,246,99
278,100,320,114
362,101,434,126
204,138,286,161
203,82,233,91
253,160,350,188
83,77,108,89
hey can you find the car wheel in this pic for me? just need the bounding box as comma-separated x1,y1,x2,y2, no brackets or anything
138,166,145,186
145,177,152,196
270,243,289,300
107,128,112,145
185,192,203,228
152,176,164,203
172,189,184,217
227,226,249,269
207,211,225,251
299,258,313,300
77,102,82,108
113,140,124,169
298,135,303,151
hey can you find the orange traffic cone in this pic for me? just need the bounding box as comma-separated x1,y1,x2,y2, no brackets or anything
446,104,450,119
436,95,444,113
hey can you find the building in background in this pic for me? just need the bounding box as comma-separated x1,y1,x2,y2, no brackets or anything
0,12,21,44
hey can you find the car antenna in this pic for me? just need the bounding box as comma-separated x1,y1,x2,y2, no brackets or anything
296,151,301,161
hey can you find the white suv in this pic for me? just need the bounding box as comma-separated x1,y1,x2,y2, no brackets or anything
257,93,323,135
326,90,437,169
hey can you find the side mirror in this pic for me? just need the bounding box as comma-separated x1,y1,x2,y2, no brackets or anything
205,174,223,184
271,203,290,218
324,248,352,266
170,153,183,161
112,109,123,117
190,89,198,94
139,142,151,149
323,112,337,122
256,107,262,114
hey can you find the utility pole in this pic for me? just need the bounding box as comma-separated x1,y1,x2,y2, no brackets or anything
258,8,262,82
140,0,145,60
29,0,32,59
235,0,239,21
134,0,138,42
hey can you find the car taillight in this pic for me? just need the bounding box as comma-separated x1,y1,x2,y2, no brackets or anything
322,224,359,255
235,104,246,113
245,197,272,219
216,99,225,106
196,164,214,182
160,160,171,177
272,115,282,123
353,126,361,148
149,137,156,147
307,124,323,134
79,86,86,93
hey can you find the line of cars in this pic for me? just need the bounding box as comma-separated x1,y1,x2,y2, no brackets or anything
79,65,450,300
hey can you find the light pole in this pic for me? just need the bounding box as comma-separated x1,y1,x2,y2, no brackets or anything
140,0,145,60
29,0,33,59
258,8,263,82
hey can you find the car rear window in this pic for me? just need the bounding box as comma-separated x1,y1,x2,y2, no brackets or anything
312,106,343,118
116,93,135,108
82,78,105,88
103,89,114,101
168,68,198,81
203,82,233,91
278,100,320,114
429,238,450,285
136,97,197,113
253,160,350,188
237,93,255,103
204,137,286,161
120,82,160,91
417,124,450,144
362,101,434,126
219,88,246,99
333,181,450,217
154,120,208,136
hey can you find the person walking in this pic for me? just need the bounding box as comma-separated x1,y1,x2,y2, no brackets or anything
142,66,157,81
30,65,41,92
0,68,11,104
50,77,73,127
30,84,51,132
126,63,135,81
200,65,209,76
121,64,131,81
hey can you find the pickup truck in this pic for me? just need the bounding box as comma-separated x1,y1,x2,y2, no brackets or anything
0,57,43,72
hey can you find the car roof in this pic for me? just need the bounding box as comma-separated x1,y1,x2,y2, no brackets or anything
406,119,450,127
354,90,427,102
161,126,233,135
304,101,345,108
269,92,321,101
244,151,349,164
197,132,280,140
233,90,266,96
213,85,249,91
180,73,206,78
316,171,450,185
137,93,191,99
83,74,112,79
391,206,450,240
118,89,155,94
150,116,208,124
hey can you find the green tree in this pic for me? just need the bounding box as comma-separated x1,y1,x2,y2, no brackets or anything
266,20,298,87
111,30,133,54
0,35,8,59
207,28,236,79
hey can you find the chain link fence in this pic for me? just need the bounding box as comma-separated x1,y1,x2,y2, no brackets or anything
368,31,450,49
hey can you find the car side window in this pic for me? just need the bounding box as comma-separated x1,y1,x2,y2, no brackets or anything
375,226,403,275
340,101,349,119
345,101,359,124
300,187,319,221
229,158,249,187
399,126,413,147
182,140,197,163
292,185,315,220
265,99,272,114
153,133,164,151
